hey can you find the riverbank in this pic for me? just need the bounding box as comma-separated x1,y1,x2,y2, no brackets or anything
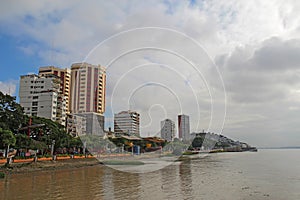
0,157,101,175
0,153,159,175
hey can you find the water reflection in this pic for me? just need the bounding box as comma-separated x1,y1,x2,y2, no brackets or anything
179,159,193,199
111,168,141,200
1,150,300,200
0,158,225,200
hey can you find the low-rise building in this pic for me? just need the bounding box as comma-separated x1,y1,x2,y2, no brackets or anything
67,112,104,137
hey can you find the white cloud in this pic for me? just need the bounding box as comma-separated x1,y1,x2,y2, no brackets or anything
1,0,300,146
0,80,17,96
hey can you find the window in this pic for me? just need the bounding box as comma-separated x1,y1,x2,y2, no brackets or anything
32,107,38,111
32,102,38,106
33,96,39,99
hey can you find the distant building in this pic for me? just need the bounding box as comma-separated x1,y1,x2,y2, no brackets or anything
160,119,175,141
70,63,106,114
178,114,190,141
67,112,104,137
19,74,66,125
114,110,140,136
39,66,71,114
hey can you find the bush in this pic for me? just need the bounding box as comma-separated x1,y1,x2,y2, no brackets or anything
182,151,194,155
0,172,5,179
56,154,69,157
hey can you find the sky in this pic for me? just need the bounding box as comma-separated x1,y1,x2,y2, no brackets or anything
0,0,300,147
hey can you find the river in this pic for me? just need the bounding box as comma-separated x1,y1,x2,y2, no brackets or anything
1,149,300,200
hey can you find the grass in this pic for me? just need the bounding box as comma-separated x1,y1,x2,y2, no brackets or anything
102,160,144,165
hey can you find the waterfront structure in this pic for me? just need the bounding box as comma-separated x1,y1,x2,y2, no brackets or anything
19,74,66,125
69,63,106,114
38,66,71,114
160,119,175,141
178,114,190,141
114,110,140,136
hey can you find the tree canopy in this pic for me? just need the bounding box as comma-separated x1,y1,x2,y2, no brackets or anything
0,128,16,149
0,91,25,132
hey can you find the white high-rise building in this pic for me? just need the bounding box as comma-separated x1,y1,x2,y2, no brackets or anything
178,114,190,141
19,74,66,125
114,110,140,136
161,119,175,141
39,66,71,114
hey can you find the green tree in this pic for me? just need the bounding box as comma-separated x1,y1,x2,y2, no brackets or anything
17,116,70,153
0,92,25,132
28,116,69,150
0,128,16,158
15,134,32,149
81,135,114,152
69,136,83,148
191,137,204,148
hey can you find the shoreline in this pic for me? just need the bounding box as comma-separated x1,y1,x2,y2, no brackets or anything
0,150,258,175
0,157,102,175
0,153,161,175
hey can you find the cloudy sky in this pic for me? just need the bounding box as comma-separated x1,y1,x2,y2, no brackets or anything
0,0,300,147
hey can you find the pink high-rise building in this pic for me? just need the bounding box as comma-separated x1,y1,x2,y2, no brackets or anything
70,62,106,114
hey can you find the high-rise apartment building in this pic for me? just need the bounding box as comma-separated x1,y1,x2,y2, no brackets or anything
178,114,190,141
19,74,66,125
39,66,71,114
161,119,175,141
114,110,140,136
70,63,106,114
